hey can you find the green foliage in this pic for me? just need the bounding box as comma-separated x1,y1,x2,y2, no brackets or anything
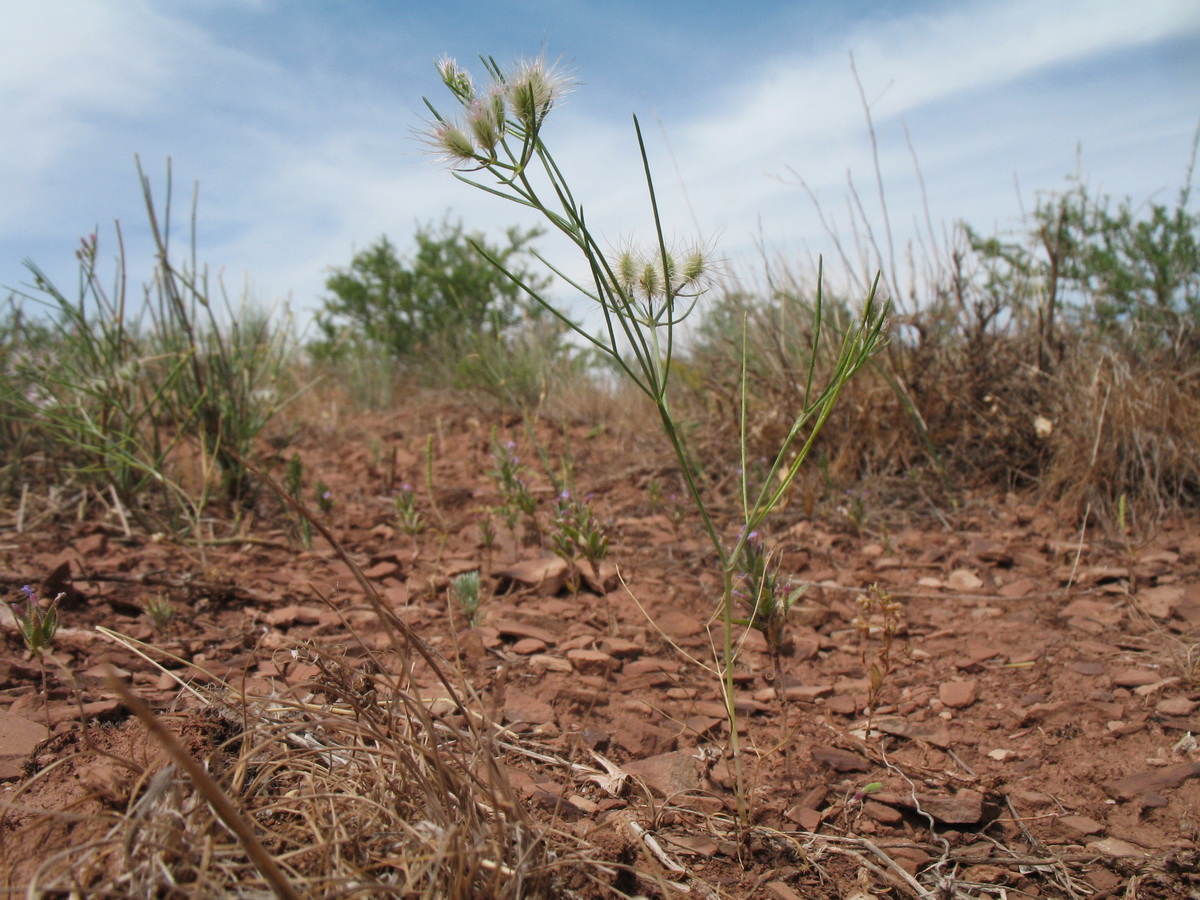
312,220,551,369
967,172,1200,352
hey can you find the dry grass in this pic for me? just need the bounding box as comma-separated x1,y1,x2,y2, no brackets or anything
672,259,1200,531
1,630,611,898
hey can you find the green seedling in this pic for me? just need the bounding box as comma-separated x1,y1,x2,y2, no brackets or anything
142,592,176,632
451,570,483,625
285,453,312,548
549,489,609,593
5,584,61,720
488,435,538,544
394,483,425,535
477,508,497,551
315,481,334,514
7,584,59,659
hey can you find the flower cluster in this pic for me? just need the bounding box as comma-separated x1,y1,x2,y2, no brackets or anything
611,243,712,303
425,56,573,168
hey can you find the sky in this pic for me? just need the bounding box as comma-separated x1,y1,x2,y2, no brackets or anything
2,0,1198,331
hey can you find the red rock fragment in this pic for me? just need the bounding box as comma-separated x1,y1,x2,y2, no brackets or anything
939,679,979,709
624,750,702,797
566,648,619,677
810,744,870,773
1105,762,1200,801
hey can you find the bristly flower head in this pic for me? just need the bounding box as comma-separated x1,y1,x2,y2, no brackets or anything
505,56,573,131
437,56,476,104
466,85,507,153
429,120,478,166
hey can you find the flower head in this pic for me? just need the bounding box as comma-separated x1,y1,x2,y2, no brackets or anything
429,120,478,166
436,56,475,104
466,91,505,153
506,56,572,130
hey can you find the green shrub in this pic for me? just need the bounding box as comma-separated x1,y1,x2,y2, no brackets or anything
310,219,550,371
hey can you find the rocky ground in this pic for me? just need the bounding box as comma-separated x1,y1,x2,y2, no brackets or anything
2,402,1198,897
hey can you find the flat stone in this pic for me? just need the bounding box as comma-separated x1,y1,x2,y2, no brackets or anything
264,604,324,626
490,618,557,645
1058,598,1123,628
1106,762,1200,800
783,684,834,702
503,688,556,728
624,750,702,797
872,717,953,748
947,569,984,590
598,637,643,659
810,744,870,773
939,679,979,709
1136,586,1182,619
826,695,860,716
998,577,1037,599
566,648,620,676
622,657,678,677
967,538,1012,565
914,789,985,825
494,556,569,590
785,805,823,831
862,799,903,824
1111,669,1161,688
1086,838,1146,858
764,881,807,900
510,638,547,655
0,712,49,779
663,834,720,857
361,560,399,579
528,653,572,674
1056,814,1104,835
1156,696,1197,716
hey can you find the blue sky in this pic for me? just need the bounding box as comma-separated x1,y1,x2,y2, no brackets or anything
2,0,1198,327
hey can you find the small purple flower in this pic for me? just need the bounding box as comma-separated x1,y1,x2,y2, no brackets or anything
20,585,35,601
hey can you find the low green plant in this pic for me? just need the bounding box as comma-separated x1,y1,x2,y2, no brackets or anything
142,592,176,632
6,584,59,660
314,480,334,515
451,570,484,625
487,434,538,544
5,584,61,717
284,454,312,548
422,54,888,823
549,489,609,593
394,483,425,535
